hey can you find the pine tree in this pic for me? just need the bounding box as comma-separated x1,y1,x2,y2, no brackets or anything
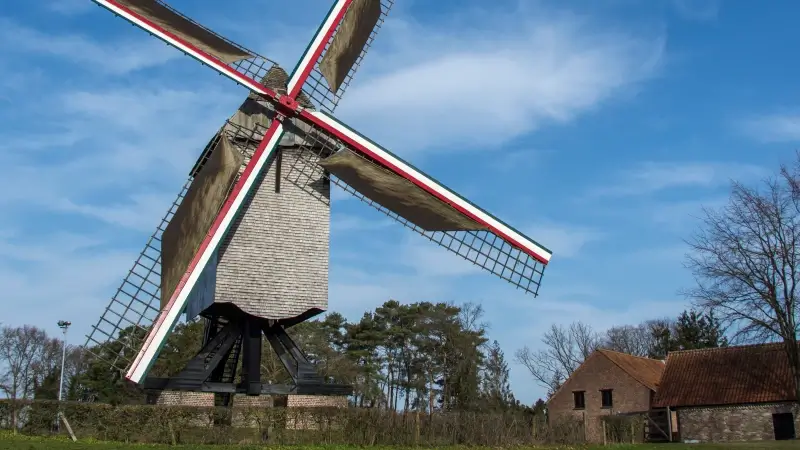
647,309,728,358
481,340,513,410
673,309,728,350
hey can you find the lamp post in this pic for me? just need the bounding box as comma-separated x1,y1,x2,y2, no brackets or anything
57,321,71,402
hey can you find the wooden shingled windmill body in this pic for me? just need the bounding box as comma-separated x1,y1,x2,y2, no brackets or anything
84,0,554,401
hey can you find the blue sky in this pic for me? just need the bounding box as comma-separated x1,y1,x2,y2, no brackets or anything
1,0,798,403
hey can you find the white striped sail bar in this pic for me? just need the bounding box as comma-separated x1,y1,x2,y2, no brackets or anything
286,0,351,95
126,125,286,383
307,110,553,264
92,0,271,97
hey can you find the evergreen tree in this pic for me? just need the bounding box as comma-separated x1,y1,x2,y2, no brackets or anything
672,309,728,350
647,309,727,359
61,301,500,411
32,369,60,400
481,340,513,410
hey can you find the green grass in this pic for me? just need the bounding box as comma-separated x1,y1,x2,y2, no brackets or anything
1,433,799,450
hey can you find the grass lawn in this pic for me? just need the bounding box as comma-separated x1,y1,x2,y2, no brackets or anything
2,434,799,450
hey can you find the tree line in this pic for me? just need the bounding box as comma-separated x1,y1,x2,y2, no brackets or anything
515,152,800,399
0,304,729,412
1,301,538,415
514,308,727,396
2,152,800,409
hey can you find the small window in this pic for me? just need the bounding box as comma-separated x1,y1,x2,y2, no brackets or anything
601,389,613,408
573,391,585,409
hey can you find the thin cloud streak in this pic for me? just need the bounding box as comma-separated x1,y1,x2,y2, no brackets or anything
590,161,767,198
741,114,800,143
337,8,666,156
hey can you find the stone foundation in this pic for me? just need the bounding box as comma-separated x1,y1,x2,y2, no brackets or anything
153,391,215,407
677,403,799,442
284,395,348,430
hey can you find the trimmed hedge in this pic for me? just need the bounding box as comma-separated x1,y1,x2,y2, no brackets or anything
0,400,584,446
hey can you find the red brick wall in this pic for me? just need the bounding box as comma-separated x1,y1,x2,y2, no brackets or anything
548,353,654,443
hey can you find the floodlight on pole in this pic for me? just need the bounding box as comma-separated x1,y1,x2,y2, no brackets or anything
57,321,71,402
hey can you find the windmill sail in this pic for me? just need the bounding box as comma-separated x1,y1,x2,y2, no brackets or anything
92,0,281,96
84,1,397,382
81,0,551,390
113,0,253,63
319,0,382,93
284,110,552,295
298,0,395,113
319,150,488,231
84,119,282,376
94,0,395,115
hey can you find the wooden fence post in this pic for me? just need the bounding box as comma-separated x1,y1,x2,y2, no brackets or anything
414,410,420,446
666,406,673,442
58,412,77,442
602,420,607,445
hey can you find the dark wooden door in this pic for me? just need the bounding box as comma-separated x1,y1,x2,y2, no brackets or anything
772,413,796,440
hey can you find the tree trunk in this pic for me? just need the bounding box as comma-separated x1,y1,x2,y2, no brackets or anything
785,339,800,402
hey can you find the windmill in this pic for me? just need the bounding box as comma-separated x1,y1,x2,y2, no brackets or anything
83,0,553,402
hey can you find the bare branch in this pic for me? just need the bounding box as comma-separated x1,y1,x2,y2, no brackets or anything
515,321,600,395
684,155,800,398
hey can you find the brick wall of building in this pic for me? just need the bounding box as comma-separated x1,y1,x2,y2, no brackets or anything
677,403,799,442
147,392,348,430
215,144,330,322
154,391,215,407
285,395,348,430
286,395,348,408
150,392,344,409
548,353,654,443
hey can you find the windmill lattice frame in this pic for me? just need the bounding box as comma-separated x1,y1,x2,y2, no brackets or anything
82,0,553,397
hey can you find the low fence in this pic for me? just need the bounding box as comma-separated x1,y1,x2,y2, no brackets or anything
599,414,648,444
0,399,585,446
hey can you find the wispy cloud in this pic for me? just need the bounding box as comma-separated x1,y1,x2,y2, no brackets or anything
525,222,605,259
591,161,766,197
329,265,453,317
0,85,237,216
43,0,94,16
670,0,722,21
400,240,483,277
0,18,177,74
57,194,177,232
648,197,728,229
331,214,393,234
0,230,135,336
336,5,666,155
488,149,547,173
740,113,800,143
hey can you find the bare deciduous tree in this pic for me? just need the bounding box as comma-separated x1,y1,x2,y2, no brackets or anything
603,324,653,357
0,325,49,399
685,155,800,399
515,322,600,395
0,325,53,428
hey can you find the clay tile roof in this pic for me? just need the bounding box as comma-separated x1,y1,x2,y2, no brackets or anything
597,349,665,391
652,342,795,408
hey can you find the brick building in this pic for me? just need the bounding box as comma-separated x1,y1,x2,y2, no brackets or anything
547,349,665,443
652,342,798,442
